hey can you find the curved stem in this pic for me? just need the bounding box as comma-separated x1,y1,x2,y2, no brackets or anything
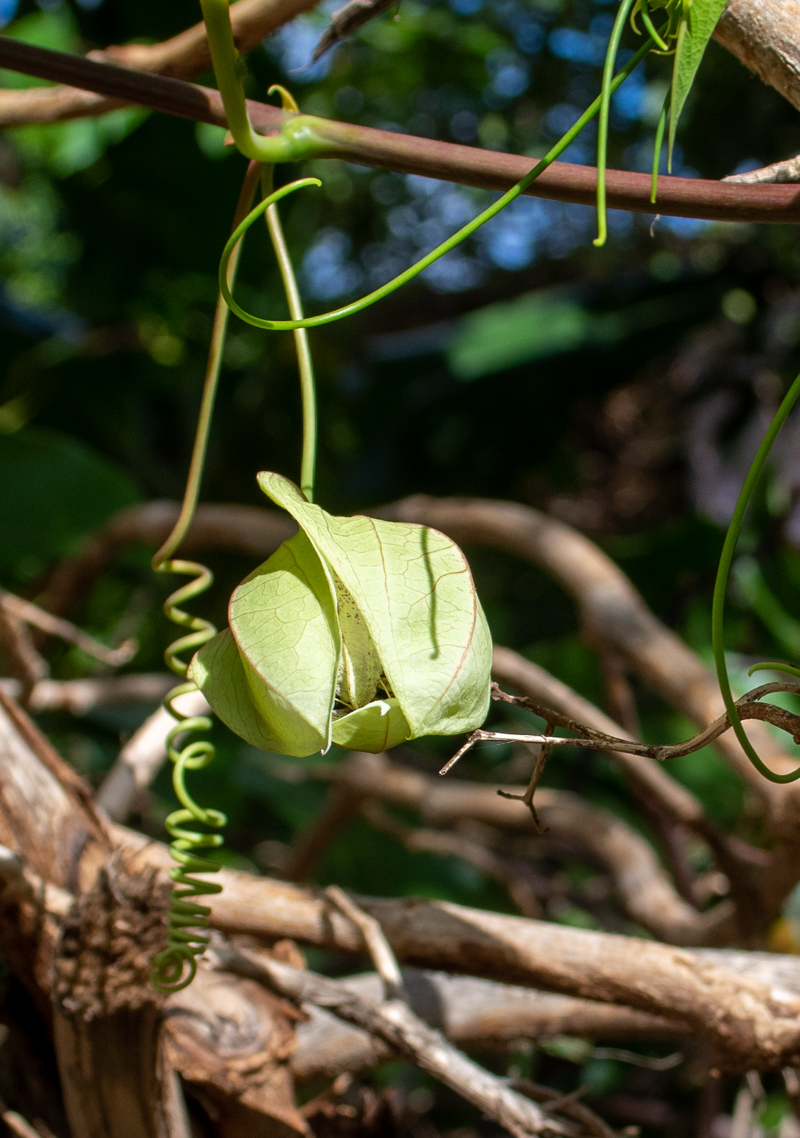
219,39,653,333
651,89,669,204
262,166,317,502
711,368,800,783
199,0,325,163
152,159,261,568
594,0,639,247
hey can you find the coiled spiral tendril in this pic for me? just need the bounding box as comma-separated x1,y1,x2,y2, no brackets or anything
149,559,226,993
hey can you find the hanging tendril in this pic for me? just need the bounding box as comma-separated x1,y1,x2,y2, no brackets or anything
149,161,261,992
150,139,319,990
711,368,800,784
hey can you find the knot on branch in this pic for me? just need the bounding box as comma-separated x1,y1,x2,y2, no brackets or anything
54,862,169,1020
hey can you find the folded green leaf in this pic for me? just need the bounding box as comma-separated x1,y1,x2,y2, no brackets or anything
668,0,728,169
190,472,492,756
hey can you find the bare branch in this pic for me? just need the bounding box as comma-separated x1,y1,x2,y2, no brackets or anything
95,687,209,822
324,885,405,999
312,0,395,61
292,968,688,1081
208,938,577,1137
1,39,800,226
308,750,732,944
0,0,323,127
724,154,800,185
0,604,47,707
0,673,175,715
0,590,136,667
453,679,800,768
715,0,800,115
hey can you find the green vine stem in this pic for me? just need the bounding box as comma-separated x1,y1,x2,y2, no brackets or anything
712,367,800,784
260,87,317,500
149,159,260,993
199,0,326,164
216,40,654,334
594,0,638,247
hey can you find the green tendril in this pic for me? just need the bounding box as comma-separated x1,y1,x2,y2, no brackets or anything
150,161,260,993
650,89,669,203
711,367,800,785
217,40,653,334
636,0,670,51
594,0,639,248
261,162,317,501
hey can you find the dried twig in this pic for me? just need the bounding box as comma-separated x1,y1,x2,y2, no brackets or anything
0,590,136,667
0,0,322,127
290,750,731,943
444,681,800,773
724,154,800,184
207,936,578,1137
95,686,209,821
1,38,800,226
0,604,47,707
312,0,396,61
291,968,687,1081
0,673,174,715
324,884,404,1000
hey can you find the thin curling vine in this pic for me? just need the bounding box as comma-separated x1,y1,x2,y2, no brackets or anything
150,152,318,992
149,161,260,993
711,368,800,785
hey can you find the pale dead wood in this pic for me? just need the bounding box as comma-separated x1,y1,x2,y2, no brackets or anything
0,0,323,127
295,750,733,944
715,0,800,115
0,1097,46,1138
725,154,800,184
0,590,135,667
208,938,575,1138
0,692,310,1136
0,605,47,707
112,824,800,1072
0,673,175,715
324,885,404,998
312,0,395,61
291,969,688,1081
95,686,209,822
164,962,309,1138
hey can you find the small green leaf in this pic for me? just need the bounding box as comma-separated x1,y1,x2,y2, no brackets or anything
257,472,492,738
331,698,411,752
668,0,728,168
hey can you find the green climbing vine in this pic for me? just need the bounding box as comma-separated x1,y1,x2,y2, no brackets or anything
151,0,798,990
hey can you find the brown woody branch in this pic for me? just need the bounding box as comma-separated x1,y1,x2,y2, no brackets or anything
291,968,688,1082
115,822,800,1074
3,683,800,1088
0,0,322,126
209,938,588,1137
452,680,800,768
1,36,800,225
288,750,733,945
